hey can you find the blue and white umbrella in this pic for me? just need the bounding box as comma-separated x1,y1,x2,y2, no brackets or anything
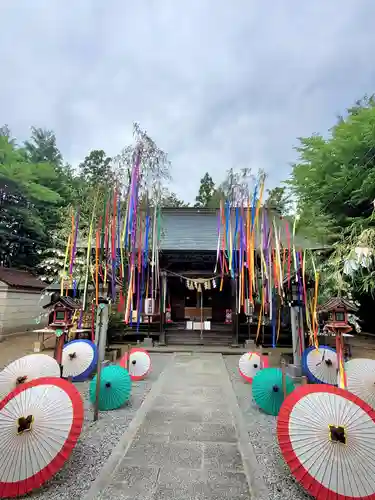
302,345,337,385
62,339,98,382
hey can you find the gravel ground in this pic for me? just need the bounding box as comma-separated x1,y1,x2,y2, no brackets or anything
29,353,171,500
224,355,312,500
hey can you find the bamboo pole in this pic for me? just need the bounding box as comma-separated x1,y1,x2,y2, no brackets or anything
281,359,287,399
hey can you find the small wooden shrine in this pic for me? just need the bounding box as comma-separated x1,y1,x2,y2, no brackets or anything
318,297,358,335
42,296,82,367
44,296,81,328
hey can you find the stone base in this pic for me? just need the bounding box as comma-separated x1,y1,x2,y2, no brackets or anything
286,363,303,382
267,350,281,367
244,339,255,349
142,337,154,348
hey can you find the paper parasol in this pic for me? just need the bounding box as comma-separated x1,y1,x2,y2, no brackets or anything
119,347,151,381
62,339,98,382
302,345,337,385
277,384,375,499
0,376,83,498
0,354,60,400
252,368,295,416
89,365,132,411
238,352,269,383
344,358,375,409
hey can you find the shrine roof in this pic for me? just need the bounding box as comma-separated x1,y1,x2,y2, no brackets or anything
159,207,324,252
0,267,45,290
42,296,81,310
318,297,359,313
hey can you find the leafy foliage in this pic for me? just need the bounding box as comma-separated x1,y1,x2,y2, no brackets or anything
194,173,215,207
0,135,62,268
288,95,375,297
264,186,292,215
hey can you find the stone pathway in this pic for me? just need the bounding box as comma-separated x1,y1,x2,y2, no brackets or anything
85,353,267,500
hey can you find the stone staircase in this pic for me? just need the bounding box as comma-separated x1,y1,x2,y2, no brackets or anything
166,322,233,346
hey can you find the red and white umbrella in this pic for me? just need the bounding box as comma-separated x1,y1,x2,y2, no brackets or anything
238,352,269,383
119,348,151,381
277,384,375,499
0,354,60,400
0,377,84,498
345,358,375,409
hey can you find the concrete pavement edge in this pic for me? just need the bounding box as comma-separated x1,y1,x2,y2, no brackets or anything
218,354,269,500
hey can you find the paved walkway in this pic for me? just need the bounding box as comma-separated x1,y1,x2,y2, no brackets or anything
85,353,267,500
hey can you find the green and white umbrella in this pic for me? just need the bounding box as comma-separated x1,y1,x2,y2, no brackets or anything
89,365,132,411
252,367,295,416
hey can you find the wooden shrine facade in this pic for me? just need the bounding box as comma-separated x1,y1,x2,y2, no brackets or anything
107,207,323,347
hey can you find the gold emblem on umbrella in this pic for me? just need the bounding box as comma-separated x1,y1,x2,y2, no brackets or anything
17,415,34,434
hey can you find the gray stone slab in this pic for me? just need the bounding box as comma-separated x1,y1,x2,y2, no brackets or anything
148,404,233,425
153,394,227,407
153,468,250,500
169,422,237,443
122,441,203,468
145,407,204,423
97,466,159,499
203,442,243,471
203,408,234,424
135,420,171,436
132,432,170,445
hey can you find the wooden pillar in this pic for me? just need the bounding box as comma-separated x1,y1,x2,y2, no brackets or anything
159,271,166,345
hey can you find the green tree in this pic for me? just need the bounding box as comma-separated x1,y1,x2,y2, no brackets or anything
0,136,62,268
78,149,113,186
160,189,189,208
265,186,292,215
24,127,63,167
289,95,375,231
0,124,12,141
287,95,375,295
23,127,77,238
194,173,215,207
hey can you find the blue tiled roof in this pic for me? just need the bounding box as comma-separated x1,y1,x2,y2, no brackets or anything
160,210,218,250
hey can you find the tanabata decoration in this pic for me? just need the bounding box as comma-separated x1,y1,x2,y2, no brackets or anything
90,365,132,411
0,377,83,498
213,175,319,350
238,352,269,383
302,345,337,385
58,142,163,336
119,347,151,381
252,367,295,416
62,339,98,382
0,354,60,400
277,384,375,499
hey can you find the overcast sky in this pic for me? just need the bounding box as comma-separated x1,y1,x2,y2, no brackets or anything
1,1,374,202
